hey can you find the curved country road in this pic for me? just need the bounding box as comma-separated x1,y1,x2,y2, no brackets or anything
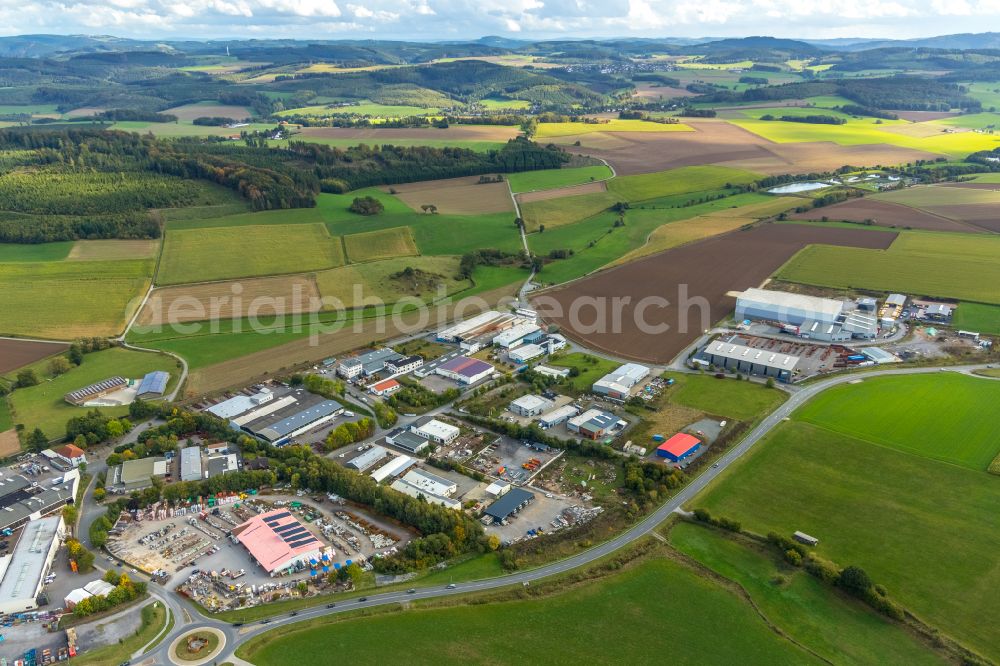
122,363,990,665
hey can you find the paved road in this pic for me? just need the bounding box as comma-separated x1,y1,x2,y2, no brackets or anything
131,361,993,665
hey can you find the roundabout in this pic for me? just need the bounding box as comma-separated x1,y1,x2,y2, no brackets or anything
168,627,226,665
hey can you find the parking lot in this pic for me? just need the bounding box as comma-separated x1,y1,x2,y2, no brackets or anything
484,490,602,545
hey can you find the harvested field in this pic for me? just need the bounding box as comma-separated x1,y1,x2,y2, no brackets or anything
790,199,978,233
553,120,938,177
632,83,694,99
516,180,608,204
0,430,18,458
535,120,692,138
534,224,896,364
297,125,519,143
135,274,323,327
891,110,959,122
68,240,160,261
924,204,1000,233
343,227,418,263
0,338,68,374
384,176,514,215
162,102,251,122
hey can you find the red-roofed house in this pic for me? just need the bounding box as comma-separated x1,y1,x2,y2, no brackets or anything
231,509,325,575
369,378,401,396
53,444,87,468
656,433,701,462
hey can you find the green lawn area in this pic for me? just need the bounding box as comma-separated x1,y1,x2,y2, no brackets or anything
73,601,168,666
478,97,532,111
669,523,944,665
0,258,153,338
963,83,1000,111
158,223,345,284
0,242,74,262
275,102,441,118
777,231,1000,305
967,172,1000,183
794,373,1000,471
286,136,504,153
952,302,1000,335
529,192,774,284
4,347,180,439
662,372,787,421
0,398,12,432
238,557,814,665
519,190,618,231
935,112,1000,130
606,166,760,203
508,165,612,193
547,352,620,394
108,120,279,138
697,420,1000,660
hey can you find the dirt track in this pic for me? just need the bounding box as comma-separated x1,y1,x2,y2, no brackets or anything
0,338,68,374
791,199,979,233
533,223,897,364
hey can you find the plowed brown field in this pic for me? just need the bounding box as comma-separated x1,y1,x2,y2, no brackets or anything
534,224,897,364
0,338,68,374
791,199,979,233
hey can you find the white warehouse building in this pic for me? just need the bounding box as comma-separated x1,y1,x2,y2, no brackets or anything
0,516,64,615
736,288,844,327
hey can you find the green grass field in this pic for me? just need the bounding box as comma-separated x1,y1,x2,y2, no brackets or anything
795,373,1000,470
316,256,469,308
698,420,1000,660
607,166,760,203
967,172,1000,183
0,259,153,338
158,223,345,285
478,98,532,110
952,302,1000,335
547,352,621,394
5,347,179,439
343,227,418,263
669,523,944,665
519,191,617,231
0,242,74,262
238,557,812,665
508,165,612,193
662,372,787,421
777,231,1000,305
0,399,12,432
275,102,442,118
286,136,504,153
108,121,279,138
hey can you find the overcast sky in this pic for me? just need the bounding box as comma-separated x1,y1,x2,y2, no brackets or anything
0,0,997,41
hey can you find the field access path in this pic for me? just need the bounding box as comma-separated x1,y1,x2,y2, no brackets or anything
134,362,995,666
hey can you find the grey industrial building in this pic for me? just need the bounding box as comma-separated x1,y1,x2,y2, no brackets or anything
0,473,79,534
384,429,431,454
483,488,535,524
702,339,799,382
179,446,203,482
337,348,403,379
243,399,344,446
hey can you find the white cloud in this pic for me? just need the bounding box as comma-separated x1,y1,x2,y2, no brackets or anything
0,0,998,39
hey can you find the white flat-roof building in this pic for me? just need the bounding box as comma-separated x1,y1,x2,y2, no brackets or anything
231,395,298,427
179,446,203,482
0,516,64,615
346,445,389,472
492,322,540,350
413,419,460,444
592,363,650,400
437,311,515,342
485,481,511,498
206,389,273,420
370,455,415,483
534,365,570,379
509,344,546,364
400,469,458,497
703,340,799,382
539,404,580,428
509,395,554,417
390,479,461,509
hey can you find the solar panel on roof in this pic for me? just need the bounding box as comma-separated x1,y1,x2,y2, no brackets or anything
264,511,291,522
280,527,309,541
287,537,318,548
272,522,301,534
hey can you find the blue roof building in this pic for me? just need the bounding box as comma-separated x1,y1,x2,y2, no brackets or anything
136,371,170,399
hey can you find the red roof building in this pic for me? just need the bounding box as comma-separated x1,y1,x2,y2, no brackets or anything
53,444,87,467
370,378,401,396
656,433,701,462
231,509,325,575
